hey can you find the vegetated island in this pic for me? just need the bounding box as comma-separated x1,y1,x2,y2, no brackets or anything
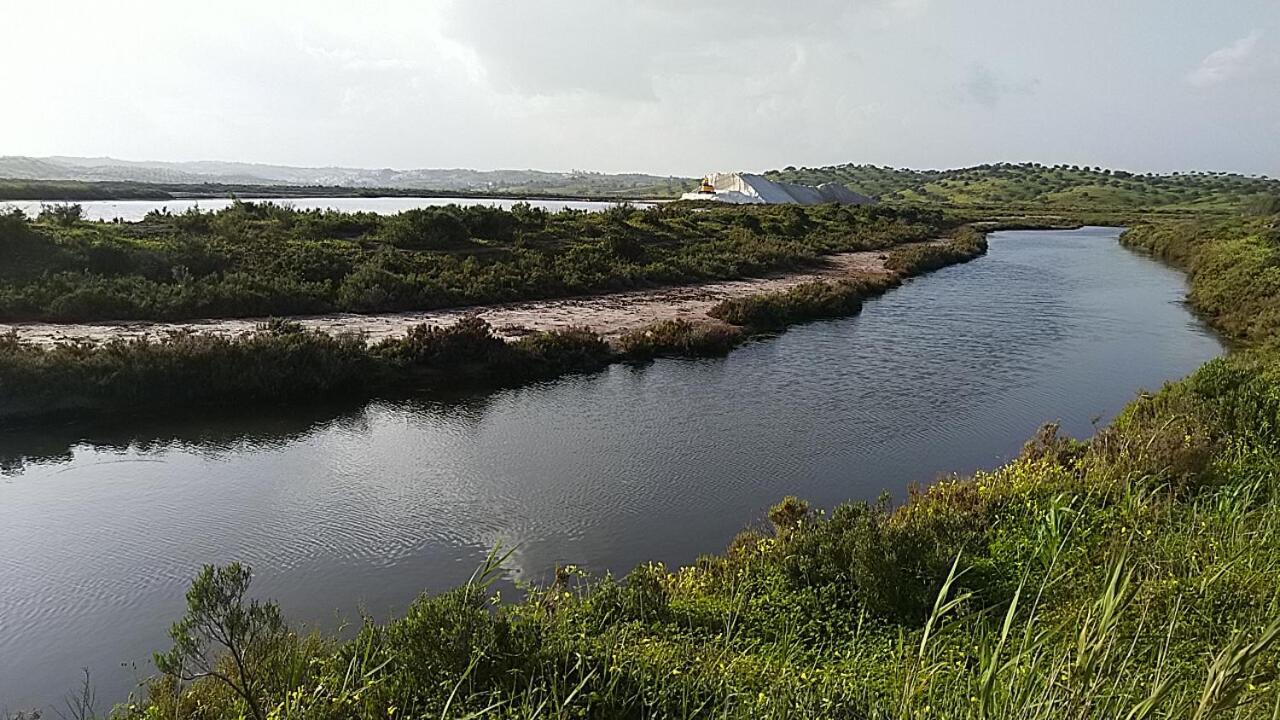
4,165,1280,719
0,200,986,423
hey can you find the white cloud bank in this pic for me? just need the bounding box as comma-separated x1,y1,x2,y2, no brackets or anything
1188,31,1264,87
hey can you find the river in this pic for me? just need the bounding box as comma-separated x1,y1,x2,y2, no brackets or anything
0,196,647,222
0,227,1223,711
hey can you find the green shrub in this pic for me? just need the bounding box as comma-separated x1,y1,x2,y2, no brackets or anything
376,316,511,368
512,325,614,375
883,228,988,275
0,318,617,421
708,276,898,329
380,207,473,249
37,202,83,226
767,495,811,536
1244,193,1280,216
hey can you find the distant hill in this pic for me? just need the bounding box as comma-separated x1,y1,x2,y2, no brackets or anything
764,163,1280,211
8,157,1277,211
0,156,694,198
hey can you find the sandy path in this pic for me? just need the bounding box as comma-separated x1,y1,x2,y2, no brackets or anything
1,247,914,346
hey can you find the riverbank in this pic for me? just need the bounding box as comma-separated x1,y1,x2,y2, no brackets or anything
101,213,1280,720
0,201,948,322
0,233,986,426
0,242,925,346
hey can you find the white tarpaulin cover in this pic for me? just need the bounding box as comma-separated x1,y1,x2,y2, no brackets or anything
681,173,875,205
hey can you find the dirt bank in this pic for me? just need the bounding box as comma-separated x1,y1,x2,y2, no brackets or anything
0,246,922,346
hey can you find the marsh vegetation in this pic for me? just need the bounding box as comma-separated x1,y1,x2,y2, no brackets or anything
0,201,945,322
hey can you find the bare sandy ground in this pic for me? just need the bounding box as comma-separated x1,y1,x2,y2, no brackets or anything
1,246,917,346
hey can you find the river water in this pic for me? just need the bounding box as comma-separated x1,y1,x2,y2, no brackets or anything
1,196,646,222
0,228,1223,710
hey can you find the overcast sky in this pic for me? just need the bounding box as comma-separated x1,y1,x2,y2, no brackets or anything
5,0,1279,176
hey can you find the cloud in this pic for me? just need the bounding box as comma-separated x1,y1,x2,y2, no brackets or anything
887,0,930,19
440,1,927,101
961,64,1038,108
3,1,1279,177
1188,30,1263,87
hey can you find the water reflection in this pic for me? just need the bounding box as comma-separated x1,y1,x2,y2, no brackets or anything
0,391,538,476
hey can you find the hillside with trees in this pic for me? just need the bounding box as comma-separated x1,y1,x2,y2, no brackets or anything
766,162,1280,212
0,156,694,200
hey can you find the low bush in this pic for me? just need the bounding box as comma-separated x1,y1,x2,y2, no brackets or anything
616,319,744,359
0,319,617,422
708,276,898,329
883,227,988,275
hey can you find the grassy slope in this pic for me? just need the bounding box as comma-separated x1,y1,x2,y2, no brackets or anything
765,163,1280,215
100,212,1280,719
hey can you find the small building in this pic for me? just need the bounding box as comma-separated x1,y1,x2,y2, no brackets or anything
681,172,875,206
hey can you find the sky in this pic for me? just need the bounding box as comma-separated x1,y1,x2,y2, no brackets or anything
4,0,1279,177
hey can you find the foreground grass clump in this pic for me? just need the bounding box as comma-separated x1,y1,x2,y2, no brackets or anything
0,201,947,322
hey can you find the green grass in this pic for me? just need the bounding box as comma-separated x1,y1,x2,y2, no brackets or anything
71,211,1280,719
